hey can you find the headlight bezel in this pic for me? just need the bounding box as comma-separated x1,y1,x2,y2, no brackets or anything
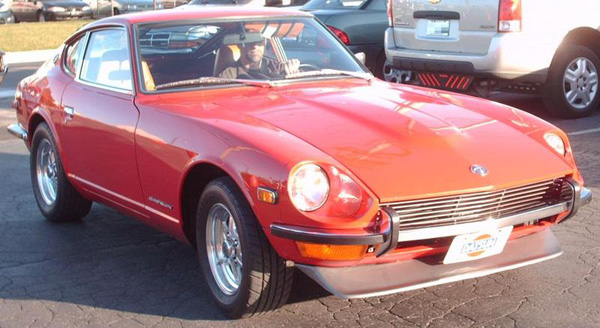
544,132,567,156
287,163,330,212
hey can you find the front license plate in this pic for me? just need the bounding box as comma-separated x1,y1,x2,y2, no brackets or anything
426,20,450,37
443,226,513,264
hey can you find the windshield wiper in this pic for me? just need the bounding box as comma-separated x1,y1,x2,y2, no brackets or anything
155,77,273,90
284,69,373,81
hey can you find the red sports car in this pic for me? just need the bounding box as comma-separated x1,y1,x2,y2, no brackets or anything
7,8,592,318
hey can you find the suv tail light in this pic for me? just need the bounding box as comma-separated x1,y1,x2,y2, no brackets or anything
327,25,350,45
498,0,522,32
387,0,394,27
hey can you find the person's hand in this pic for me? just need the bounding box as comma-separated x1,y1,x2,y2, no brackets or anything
282,59,300,75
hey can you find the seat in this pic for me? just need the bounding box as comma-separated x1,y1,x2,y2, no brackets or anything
213,45,240,77
141,61,155,91
96,49,132,90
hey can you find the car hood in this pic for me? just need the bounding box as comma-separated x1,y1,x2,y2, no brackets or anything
212,80,573,202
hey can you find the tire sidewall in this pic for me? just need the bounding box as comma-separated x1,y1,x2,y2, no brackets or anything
196,180,252,317
546,45,600,117
30,123,62,218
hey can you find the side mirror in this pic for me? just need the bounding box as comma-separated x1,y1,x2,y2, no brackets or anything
354,52,366,65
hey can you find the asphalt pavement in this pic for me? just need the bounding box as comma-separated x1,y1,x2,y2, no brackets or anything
0,64,599,327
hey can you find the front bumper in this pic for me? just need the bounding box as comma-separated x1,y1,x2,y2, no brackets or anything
272,179,591,297
47,11,93,20
297,228,562,298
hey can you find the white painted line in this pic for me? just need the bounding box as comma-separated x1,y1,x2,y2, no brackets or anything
0,89,15,99
568,128,600,136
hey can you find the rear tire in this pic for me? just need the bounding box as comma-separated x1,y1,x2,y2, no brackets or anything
543,45,600,118
196,177,294,318
30,123,92,222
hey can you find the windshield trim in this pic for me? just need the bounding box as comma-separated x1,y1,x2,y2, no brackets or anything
133,16,370,95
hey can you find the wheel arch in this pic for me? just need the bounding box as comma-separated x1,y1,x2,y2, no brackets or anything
553,27,600,69
179,160,250,246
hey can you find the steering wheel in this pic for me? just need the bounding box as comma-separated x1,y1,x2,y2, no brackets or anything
298,63,320,72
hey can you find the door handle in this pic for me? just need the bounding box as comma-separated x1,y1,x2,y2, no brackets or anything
64,106,75,116
64,106,75,123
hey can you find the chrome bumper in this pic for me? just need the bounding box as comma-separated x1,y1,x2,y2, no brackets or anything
297,228,563,299
7,124,28,142
271,179,592,256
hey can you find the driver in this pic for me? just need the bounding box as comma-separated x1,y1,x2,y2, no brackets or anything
219,37,300,80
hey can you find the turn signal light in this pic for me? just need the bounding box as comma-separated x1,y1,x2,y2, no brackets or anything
296,242,367,261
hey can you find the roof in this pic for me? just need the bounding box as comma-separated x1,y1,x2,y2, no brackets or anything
84,7,312,28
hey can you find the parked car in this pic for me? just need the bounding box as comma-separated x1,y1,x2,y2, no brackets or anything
7,7,592,318
0,1,16,23
157,0,189,9
10,0,92,21
82,0,160,17
385,0,600,118
301,0,388,78
0,50,7,84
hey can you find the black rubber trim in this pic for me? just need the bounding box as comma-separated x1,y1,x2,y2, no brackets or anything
270,224,385,246
375,207,400,257
393,57,476,74
414,11,460,20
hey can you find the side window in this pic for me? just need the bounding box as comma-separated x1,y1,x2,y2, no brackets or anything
80,29,132,91
367,0,386,10
65,37,85,76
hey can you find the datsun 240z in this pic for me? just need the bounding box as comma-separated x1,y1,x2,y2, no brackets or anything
7,7,592,318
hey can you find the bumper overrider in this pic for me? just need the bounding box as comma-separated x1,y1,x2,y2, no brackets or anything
271,179,592,298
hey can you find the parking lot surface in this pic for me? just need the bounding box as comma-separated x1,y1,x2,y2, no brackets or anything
0,64,599,327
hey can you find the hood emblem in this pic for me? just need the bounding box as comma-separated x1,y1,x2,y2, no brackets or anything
428,0,441,4
470,165,488,177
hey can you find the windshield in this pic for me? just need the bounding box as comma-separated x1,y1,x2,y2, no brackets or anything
302,0,368,10
136,17,368,92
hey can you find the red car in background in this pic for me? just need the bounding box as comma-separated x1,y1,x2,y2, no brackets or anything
7,8,592,318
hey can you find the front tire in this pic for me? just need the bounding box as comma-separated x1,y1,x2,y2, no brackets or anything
543,45,600,118
30,123,92,222
196,177,294,318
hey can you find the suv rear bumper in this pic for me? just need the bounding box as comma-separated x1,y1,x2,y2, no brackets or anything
385,28,552,83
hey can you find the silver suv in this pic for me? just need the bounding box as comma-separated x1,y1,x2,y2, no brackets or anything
384,0,600,118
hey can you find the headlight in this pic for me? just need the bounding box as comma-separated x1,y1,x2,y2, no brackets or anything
544,132,566,156
288,164,329,212
129,4,137,9
82,5,91,11
0,5,8,12
157,3,163,8
48,6,66,12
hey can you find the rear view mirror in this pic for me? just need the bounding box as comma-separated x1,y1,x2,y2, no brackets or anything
354,52,366,65
222,32,265,46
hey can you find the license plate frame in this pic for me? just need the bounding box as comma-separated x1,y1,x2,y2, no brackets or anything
426,19,451,37
443,226,513,264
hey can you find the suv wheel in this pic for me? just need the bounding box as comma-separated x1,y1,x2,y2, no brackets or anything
543,45,600,118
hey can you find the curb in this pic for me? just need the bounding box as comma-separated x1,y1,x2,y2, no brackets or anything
4,49,58,65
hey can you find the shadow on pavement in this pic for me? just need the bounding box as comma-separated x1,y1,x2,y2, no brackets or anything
0,151,330,322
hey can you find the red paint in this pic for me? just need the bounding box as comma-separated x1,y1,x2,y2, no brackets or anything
12,9,584,268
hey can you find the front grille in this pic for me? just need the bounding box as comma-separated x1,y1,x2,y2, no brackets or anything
383,178,573,231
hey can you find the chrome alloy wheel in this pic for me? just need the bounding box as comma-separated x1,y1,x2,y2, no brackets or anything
563,57,598,109
206,203,243,295
36,139,58,206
